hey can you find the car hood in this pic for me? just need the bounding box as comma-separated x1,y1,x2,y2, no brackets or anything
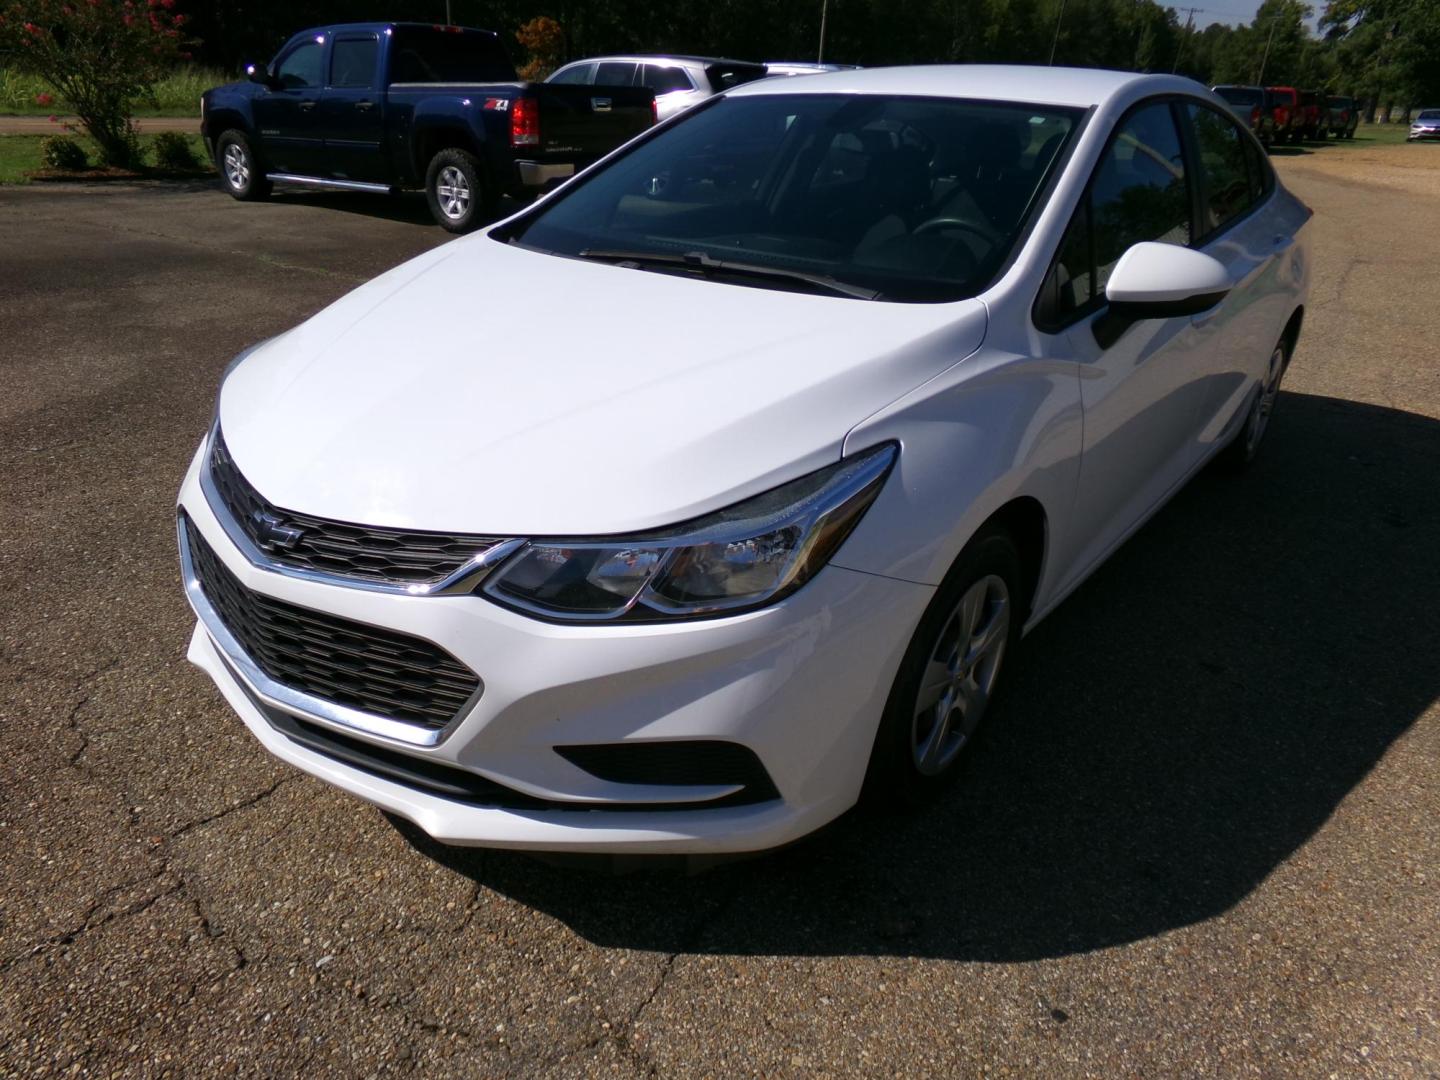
219,236,987,535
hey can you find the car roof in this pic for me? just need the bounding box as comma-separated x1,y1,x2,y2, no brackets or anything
559,54,762,69
727,65,1203,109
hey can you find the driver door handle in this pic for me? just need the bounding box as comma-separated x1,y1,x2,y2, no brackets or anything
355,100,374,111
298,100,316,111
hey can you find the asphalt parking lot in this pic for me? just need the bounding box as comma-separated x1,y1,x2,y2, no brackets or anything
2,148,1438,1077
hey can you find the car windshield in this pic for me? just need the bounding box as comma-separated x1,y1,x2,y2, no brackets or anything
1419,110,1440,121
501,93,1081,303
1216,87,1261,106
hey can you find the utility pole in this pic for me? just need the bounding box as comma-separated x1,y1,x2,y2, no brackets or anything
1256,16,1280,84
1048,0,1068,65
818,0,829,62
445,0,453,25
1172,6,1201,74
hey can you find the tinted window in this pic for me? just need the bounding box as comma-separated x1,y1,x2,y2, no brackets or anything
388,28,515,83
549,63,594,85
330,37,378,88
1037,101,1191,328
594,61,637,86
641,64,694,94
705,63,768,90
276,40,324,90
506,94,1081,303
1189,104,1253,234
1092,102,1190,295
1419,110,1440,120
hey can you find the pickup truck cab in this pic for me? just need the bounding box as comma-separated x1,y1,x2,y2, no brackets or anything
202,23,655,232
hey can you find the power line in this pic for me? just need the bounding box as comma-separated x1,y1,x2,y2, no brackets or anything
1172,6,1203,72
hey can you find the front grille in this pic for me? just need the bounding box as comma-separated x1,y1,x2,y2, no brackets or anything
209,432,503,586
185,517,480,731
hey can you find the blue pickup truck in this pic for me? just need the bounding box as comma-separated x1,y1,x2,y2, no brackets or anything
201,23,656,232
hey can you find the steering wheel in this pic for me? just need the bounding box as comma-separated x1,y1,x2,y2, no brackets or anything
913,217,999,246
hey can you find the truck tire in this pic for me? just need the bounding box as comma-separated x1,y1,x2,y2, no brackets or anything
425,148,497,233
215,129,271,201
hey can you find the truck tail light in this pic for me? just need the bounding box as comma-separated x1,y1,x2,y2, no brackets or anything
510,97,540,147
651,98,659,125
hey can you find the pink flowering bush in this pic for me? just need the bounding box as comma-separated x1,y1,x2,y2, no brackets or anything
0,0,192,166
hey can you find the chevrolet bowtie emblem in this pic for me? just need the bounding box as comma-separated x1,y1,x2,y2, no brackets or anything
251,510,304,551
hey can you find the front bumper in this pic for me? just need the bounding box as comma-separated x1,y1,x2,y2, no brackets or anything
177,444,934,853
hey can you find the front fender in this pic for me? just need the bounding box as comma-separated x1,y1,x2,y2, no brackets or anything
834,347,1083,608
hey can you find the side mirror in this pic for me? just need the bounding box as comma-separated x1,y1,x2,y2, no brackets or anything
245,63,277,89
1104,241,1230,320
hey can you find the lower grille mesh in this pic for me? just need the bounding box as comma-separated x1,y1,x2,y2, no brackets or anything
185,517,480,730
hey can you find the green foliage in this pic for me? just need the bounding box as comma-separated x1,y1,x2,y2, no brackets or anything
150,129,197,169
0,0,194,164
38,132,86,169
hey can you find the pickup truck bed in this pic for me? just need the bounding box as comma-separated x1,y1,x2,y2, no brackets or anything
202,23,655,231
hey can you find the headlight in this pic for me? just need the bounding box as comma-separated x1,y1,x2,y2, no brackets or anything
483,443,897,622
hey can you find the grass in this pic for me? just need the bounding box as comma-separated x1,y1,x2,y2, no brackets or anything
0,65,224,117
0,132,210,183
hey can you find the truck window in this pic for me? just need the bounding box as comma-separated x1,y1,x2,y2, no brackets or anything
330,37,378,89
388,28,516,84
276,39,324,90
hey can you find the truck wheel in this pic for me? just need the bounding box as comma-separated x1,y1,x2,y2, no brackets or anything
425,149,496,233
216,130,271,201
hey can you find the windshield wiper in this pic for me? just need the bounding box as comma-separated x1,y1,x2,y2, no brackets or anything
577,248,881,301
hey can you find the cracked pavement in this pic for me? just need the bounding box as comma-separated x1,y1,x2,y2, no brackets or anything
2,149,1438,1077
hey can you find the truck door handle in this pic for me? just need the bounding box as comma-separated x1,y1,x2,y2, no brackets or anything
354,100,374,111
298,100,316,111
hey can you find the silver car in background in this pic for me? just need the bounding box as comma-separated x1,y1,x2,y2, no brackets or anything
547,54,768,121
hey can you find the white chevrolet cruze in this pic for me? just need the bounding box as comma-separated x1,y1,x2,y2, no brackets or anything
178,66,1310,853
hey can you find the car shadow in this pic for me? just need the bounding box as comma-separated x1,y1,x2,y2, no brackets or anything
1266,144,1314,156
391,391,1440,961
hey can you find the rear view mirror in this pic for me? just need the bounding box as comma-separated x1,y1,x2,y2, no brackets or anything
245,63,277,90
1105,241,1230,319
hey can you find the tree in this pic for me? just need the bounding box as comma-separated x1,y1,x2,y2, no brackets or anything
0,0,192,166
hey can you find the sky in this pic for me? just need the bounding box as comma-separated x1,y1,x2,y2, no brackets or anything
1188,0,1323,28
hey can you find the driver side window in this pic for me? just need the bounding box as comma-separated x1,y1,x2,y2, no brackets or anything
275,40,324,90
1036,100,1193,330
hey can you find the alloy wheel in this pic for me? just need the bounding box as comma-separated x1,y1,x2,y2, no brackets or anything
1245,345,1286,458
911,573,1011,776
435,165,471,221
223,143,249,191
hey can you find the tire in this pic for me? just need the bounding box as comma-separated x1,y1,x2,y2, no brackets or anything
864,526,1023,808
215,129,270,201
424,148,496,233
1219,334,1290,471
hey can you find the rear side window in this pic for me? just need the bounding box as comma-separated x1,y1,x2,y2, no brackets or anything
1188,104,1253,235
330,37,378,89
641,64,694,94
275,40,324,90
388,28,516,83
594,61,637,86
550,63,594,85
1037,100,1191,329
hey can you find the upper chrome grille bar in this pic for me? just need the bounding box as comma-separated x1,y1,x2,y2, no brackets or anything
199,430,526,597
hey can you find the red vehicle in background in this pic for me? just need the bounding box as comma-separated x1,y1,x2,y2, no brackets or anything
1266,86,1304,142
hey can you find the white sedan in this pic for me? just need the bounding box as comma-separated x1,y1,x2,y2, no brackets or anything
178,66,1310,854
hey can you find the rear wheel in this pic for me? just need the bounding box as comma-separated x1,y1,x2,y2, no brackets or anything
865,526,1022,807
1220,337,1288,471
424,148,497,233
216,129,271,201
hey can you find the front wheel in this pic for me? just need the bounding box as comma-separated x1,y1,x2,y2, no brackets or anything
424,148,496,233
215,130,271,201
865,527,1022,807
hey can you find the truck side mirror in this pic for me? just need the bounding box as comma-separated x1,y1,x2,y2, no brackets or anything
245,63,277,90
